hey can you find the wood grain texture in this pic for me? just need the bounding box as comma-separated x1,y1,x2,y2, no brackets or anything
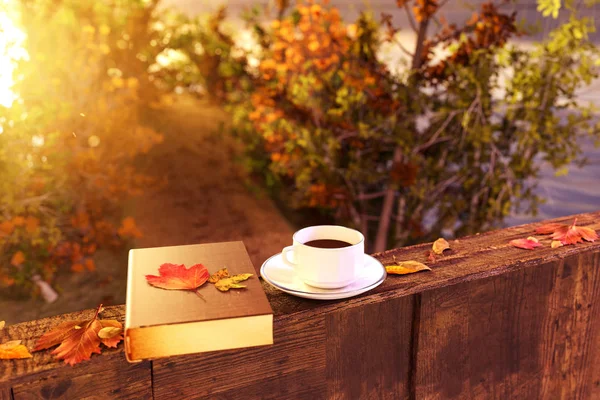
416,251,600,400
326,295,414,400
11,359,151,400
152,314,326,399
0,386,12,400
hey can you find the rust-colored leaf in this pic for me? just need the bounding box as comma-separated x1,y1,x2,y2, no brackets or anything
25,216,40,234
385,260,431,275
214,273,254,292
427,251,437,263
509,236,542,250
432,238,450,255
551,219,598,244
145,263,209,297
11,251,25,267
534,222,564,235
33,304,123,365
534,218,598,245
0,340,33,359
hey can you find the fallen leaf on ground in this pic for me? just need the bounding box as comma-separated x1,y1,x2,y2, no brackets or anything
551,240,563,249
534,218,598,245
146,263,210,298
385,260,431,275
432,238,450,255
214,273,254,292
0,321,5,329
33,304,123,365
509,236,542,250
209,267,230,283
0,340,33,359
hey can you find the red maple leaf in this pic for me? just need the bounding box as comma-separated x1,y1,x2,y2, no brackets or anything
34,305,123,366
145,263,209,297
509,237,543,250
534,223,565,235
535,218,598,245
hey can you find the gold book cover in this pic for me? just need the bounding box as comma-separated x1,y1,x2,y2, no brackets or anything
125,241,273,362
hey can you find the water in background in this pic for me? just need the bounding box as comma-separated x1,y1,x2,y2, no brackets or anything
165,0,600,225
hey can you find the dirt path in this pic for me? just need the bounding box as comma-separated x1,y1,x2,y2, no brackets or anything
1,95,292,324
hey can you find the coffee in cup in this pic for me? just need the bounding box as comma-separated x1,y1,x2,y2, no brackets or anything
281,225,364,289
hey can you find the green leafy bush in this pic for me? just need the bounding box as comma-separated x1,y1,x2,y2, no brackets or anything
215,1,600,251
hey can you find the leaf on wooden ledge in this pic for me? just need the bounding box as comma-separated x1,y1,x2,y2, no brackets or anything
0,321,5,329
551,219,598,245
385,260,431,275
534,218,598,245
551,240,563,249
432,238,450,255
33,304,123,366
509,236,542,250
0,340,33,360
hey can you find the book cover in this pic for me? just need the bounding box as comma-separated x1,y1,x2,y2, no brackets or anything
125,241,273,362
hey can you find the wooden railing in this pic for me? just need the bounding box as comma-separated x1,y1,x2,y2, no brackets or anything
2,212,599,399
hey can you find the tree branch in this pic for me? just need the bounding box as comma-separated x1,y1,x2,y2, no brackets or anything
404,4,419,34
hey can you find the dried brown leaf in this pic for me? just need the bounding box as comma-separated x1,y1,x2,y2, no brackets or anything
33,304,123,365
385,260,431,275
432,238,450,255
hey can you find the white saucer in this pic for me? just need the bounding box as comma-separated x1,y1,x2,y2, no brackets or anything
260,253,386,300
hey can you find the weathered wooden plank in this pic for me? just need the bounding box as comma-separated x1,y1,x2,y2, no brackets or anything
152,314,326,399
326,295,414,400
538,252,600,399
415,251,600,399
0,385,12,400
11,358,152,400
1,211,598,395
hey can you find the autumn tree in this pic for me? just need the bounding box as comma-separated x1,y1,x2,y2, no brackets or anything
214,0,598,252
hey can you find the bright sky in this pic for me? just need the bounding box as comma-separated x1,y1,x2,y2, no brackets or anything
0,0,28,108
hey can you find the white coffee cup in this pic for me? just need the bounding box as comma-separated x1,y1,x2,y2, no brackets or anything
281,225,365,289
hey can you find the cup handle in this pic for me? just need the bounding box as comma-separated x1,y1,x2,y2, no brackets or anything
281,245,297,267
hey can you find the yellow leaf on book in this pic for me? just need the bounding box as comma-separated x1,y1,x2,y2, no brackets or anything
385,261,431,275
214,274,254,292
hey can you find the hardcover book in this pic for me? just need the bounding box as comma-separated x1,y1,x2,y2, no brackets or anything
125,241,273,362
